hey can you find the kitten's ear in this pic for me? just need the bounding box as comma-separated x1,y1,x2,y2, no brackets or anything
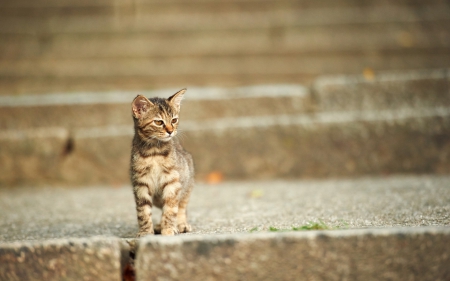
168,88,186,111
132,95,153,119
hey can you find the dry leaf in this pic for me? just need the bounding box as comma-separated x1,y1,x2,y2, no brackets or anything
207,171,224,184
363,67,375,81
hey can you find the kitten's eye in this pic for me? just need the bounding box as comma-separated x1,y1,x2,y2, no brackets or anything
154,120,164,126
171,118,178,124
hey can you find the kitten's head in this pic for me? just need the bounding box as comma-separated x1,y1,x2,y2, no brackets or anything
131,88,186,142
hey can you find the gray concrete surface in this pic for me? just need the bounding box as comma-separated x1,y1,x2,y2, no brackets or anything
136,227,450,281
1,175,449,242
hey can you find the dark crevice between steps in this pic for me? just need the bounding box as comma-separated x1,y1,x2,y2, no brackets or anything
61,135,75,158
122,240,137,281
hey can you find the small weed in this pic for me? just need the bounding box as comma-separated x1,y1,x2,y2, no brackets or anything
292,221,330,231
266,221,338,232
250,220,347,233
269,226,281,232
249,227,259,233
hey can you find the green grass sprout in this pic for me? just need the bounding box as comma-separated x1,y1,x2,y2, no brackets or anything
266,220,344,232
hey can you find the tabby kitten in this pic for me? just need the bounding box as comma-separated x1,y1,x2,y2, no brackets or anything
130,89,194,237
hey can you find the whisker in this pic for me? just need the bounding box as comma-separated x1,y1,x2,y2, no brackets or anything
175,129,187,143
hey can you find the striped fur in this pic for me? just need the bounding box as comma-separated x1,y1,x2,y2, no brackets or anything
130,89,194,237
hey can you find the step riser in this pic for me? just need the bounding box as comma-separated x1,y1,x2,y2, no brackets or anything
1,5,449,34
1,113,448,186
0,75,315,95
1,228,448,281
2,23,450,59
1,0,447,8
0,95,310,130
186,115,450,180
137,228,450,281
313,69,450,112
4,55,450,78
0,238,123,281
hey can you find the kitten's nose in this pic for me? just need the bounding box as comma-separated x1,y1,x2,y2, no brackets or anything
166,125,174,135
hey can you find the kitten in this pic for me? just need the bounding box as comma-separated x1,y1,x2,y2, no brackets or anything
130,89,194,236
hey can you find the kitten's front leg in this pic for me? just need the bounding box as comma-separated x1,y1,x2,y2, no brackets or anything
160,179,181,236
177,188,193,233
133,185,154,237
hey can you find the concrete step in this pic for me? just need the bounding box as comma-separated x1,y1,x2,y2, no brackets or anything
2,175,449,240
0,68,449,186
1,0,447,9
3,64,450,96
0,238,124,281
0,75,316,97
3,108,448,186
136,228,450,281
1,1,448,60
1,0,448,7
3,52,450,80
2,228,449,281
0,85,310,130
1,0,450,93
2,22,450,59
1,4,449,34
1,176,449,280
312,68,450,112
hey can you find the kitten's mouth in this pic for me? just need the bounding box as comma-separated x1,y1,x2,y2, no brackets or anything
160,135,173,141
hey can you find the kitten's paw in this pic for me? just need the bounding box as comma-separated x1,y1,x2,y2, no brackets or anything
136,229,154,238
178,223,192,233
161,227,179,236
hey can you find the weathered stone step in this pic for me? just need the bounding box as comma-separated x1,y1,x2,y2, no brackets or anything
1,104,448,186
187,111,450,180
2,22,449,59
1,228,448,281
1,175,449,280
1,176,449,279
0,237,125,281
1,4,449,34
1,0,446,9
2,0,449,94
313,68,450,112
1,69,448,130
3,51,450,79
136,228,450,281
0,74,315,96
2,175,450,240
1,69,449,186
0,85,310,130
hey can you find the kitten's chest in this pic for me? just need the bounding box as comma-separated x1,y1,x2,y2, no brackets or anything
137,155,174,188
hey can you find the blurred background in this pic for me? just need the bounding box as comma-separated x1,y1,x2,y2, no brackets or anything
1,0,450,187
